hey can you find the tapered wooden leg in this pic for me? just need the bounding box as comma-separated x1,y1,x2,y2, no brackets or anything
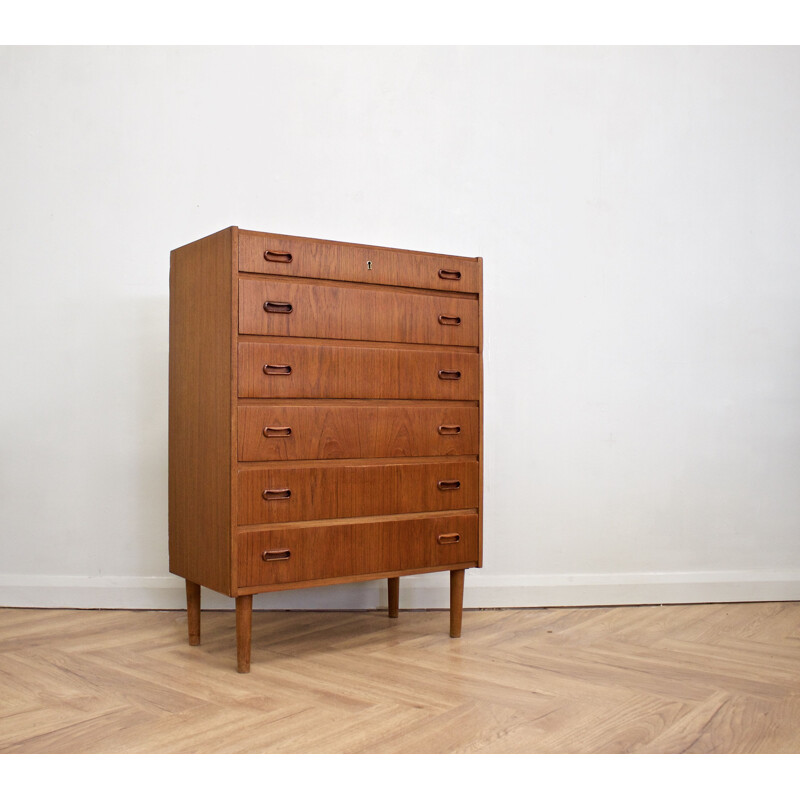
236,594,253,673
388,577,399,618
186,579,201,646
449,569,465,638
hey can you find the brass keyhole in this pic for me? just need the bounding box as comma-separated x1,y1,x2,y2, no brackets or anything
367,260,372,270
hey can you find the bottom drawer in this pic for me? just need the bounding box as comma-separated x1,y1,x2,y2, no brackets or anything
237,514,479,589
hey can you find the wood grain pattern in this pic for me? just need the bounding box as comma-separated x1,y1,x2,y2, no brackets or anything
238,342,480,400
238,231,480,293
2,602,799,753
171,227,483,668
239,278,479,346
237,514,479,589
236,460,479,524
169,228,233,595
238,404,480,461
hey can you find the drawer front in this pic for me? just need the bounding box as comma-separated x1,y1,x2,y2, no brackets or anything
237,514,479,588
239,278,479,346
238,342,480,400
239,232,480,293
237,460,478,524
238,404,480,461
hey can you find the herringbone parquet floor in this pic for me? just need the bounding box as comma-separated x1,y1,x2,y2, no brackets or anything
1,602,798,753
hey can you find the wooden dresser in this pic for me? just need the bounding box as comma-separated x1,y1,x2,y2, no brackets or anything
169,227,483,672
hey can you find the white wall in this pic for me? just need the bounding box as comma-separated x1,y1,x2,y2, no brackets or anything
1,46,799,610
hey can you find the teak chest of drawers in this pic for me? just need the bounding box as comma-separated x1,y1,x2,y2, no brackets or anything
169,227,483,672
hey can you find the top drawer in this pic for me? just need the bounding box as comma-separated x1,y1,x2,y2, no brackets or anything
239,232,480,294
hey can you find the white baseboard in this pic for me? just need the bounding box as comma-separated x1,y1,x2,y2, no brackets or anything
1,569,799,610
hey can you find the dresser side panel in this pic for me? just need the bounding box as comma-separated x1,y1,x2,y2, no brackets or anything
169,228,234,595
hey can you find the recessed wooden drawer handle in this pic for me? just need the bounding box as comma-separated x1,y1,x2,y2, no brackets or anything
437,480,461,491
437,533,461,545
438,315,461,326
438,269,461,281
264,250,293,263
438,369,461,380
262,548,291,561
263,364,292,375
262,488,292,500
264,301,293,314
438,424,461,435
263,426,292,438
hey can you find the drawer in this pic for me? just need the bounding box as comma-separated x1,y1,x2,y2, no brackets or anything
237,513,479,588
239,278,479,346
239,232,480,293
237,459,479,524
238,404,480,461
238,342,480,400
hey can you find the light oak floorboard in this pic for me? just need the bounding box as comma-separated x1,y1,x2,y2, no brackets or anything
1,603,798,753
